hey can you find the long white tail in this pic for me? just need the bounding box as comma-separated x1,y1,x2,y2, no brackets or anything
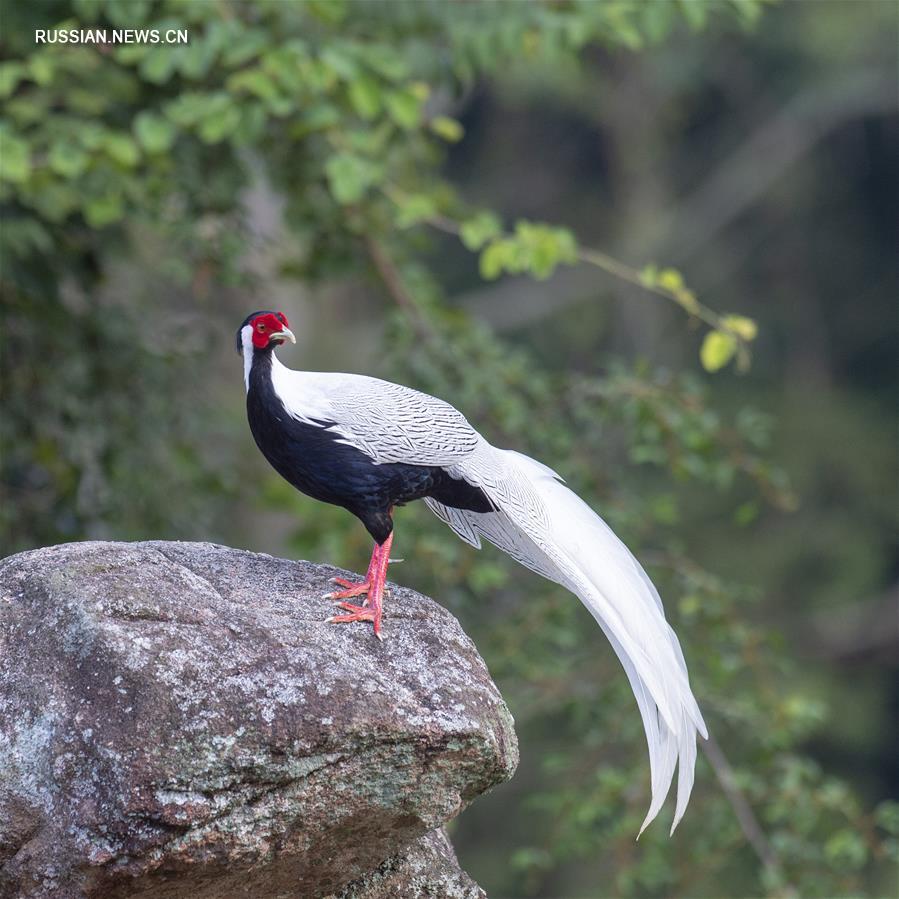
430,444,708,834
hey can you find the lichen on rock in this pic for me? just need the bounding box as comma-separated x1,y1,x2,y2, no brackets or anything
0,541,517,898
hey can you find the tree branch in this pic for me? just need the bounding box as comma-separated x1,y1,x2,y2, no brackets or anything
364,236,435,342
702,731,790,884
420,207,728,324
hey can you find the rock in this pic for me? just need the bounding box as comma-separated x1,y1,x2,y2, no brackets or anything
331,828,484,899
0,541,517,898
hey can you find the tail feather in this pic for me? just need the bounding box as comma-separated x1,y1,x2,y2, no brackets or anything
438,445,707,833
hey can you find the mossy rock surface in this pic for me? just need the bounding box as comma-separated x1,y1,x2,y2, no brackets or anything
0,541,517,898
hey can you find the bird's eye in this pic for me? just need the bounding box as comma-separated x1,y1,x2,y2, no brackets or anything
257,322,267,332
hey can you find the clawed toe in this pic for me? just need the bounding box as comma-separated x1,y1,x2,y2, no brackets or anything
336,601,367,613
326,605,384,639
328,608,375,624
325,579,371,602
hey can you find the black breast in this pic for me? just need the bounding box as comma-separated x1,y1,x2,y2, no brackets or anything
246,350,492,543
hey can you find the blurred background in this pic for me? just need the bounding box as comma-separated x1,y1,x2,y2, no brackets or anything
1,1,896,897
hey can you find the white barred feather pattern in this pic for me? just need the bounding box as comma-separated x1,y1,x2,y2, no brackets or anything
268,357,478,465
269,356,707,834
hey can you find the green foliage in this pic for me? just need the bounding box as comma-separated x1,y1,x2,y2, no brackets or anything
0,2,892,897
0,0,757,366
478,222,579,281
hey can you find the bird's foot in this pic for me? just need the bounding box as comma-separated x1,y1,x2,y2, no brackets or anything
323,533,392,640
327,603,382,640
323,577,370,604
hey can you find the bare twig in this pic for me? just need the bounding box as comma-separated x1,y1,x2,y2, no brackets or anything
364,236,435,342
702,730,790,885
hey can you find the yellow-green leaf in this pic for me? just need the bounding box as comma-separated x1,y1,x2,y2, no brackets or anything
385,89,421,130
430,116,464,142
675,288,700,315
658,267,684,291
479,240,509,280
721,314,758,341
460,211,502,250
700,330,738,372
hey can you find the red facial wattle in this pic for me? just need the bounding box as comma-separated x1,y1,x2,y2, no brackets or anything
251,312,290,349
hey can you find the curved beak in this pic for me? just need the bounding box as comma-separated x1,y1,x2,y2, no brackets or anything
272,327,296,345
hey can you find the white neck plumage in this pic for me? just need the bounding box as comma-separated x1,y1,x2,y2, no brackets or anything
241,324,291,392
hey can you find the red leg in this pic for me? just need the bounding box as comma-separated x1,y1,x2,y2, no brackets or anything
323,541,383,605
327,531,393,639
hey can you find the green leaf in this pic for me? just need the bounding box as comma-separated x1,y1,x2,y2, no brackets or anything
674,288,700,315
140,47,177,85
734,500,759,526
134,111,176,153
263,94,295,117
77,124,106,150
360,44,409,81
479,240,510,280
28,55,54,86
324,152,383,204
103,133,140,167
234,104,268,145
321,45,359,81
384,89,422,130
344,123,392,155
84,193,125,227
227,69,280,102
700,330,738,372
658,267,685,291
27,180,79,221
430,115,464,143
510,221,577,278
221,29,268,67
0,63,25,99
115,43,152,65
876,800,899,835
178,35,218,79
824,829,868,870
347,74,382,120
394,193,436,228
0,132,31,183
198,102,242,144
460,212,502,250
678,0,708,30
291,104,340,136
104,0,152,28
721,314,758,341
164,93,209,127
48,141,90,178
